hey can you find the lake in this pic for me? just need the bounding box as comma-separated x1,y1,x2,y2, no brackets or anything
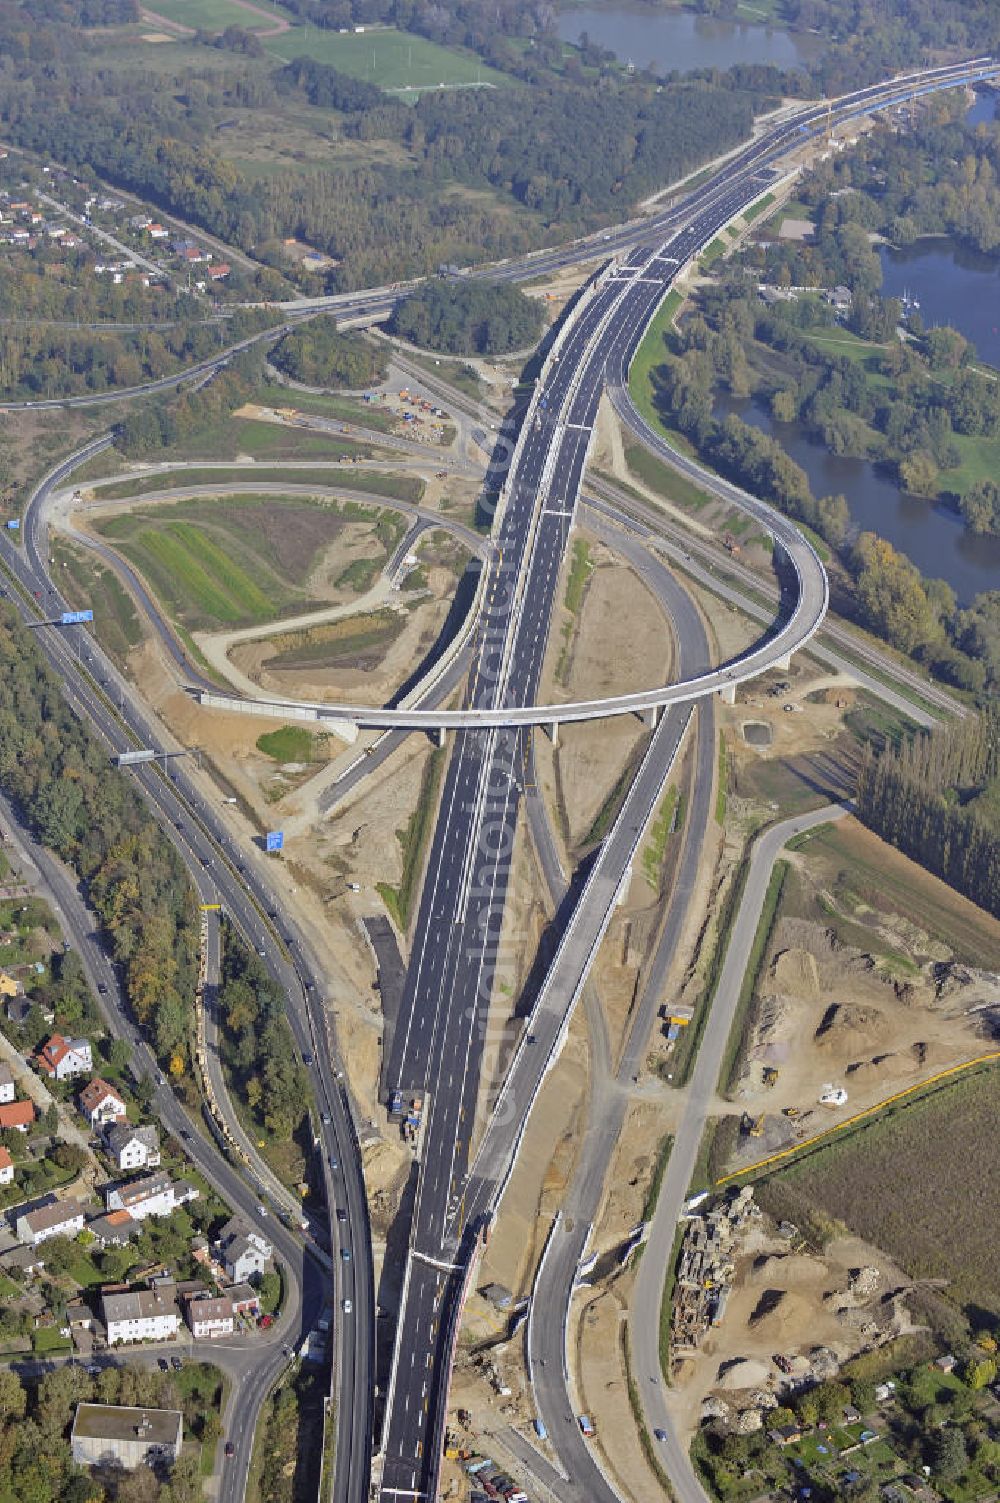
880,239,1000,371
967,88,998,127
714,392,1000,605
556,3,821,75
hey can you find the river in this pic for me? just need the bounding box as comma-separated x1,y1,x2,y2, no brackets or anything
556,3,821,74
714,392,1000,605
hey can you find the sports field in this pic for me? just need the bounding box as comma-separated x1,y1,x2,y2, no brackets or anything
144,0,278,33
263,25,509,93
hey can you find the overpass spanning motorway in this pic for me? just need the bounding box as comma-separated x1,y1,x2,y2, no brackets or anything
369,55,998,1503
6,56,997,1503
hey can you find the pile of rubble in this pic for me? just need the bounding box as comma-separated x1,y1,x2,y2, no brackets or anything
671,1188,761,1359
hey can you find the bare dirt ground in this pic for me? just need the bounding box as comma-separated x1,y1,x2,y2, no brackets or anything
226,581,451,706
672,1221,919,1441
535,535,673,853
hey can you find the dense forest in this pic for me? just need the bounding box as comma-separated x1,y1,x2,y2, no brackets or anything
856,711,1000,917
0,3,770,288
390,278,543,356
271,318,388,389
0,603,199,1065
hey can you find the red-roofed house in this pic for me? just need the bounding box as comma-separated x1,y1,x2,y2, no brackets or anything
0,1100,34,1132
0,1146,13,1184
37,1034,93,1081
78,1078,127,1129
207,263,230,280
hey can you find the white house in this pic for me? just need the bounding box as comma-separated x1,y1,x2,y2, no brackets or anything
0,1146,13,1185
103,1123,159,1173
16,1197,86,1246
37,1034,93,1081
0,1062,15,1105
78,1078,127,1129
215,1217,272,1283
72,1404,182,1470
104,1171,194,1221
185,1294,234,1340
102,1286,179,1346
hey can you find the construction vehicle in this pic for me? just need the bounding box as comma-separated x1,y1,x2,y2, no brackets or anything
405,1096,423,1141
750,1114,766,1137
782,1106,800,1119
762,1066,779,1088
388,1089,402,1117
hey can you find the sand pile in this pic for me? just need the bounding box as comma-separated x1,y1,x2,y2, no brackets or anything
814,1002,889,1050
772,948,820,997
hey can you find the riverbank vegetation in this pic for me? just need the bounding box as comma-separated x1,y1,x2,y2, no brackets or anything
638,96,1000,699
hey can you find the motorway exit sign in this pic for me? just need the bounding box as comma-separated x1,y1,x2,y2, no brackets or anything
265,831,284,852
61,609,94,625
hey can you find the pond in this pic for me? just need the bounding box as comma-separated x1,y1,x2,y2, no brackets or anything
879,239,1000,372
714,392,1000,606
966,88,998,128
556,3,821,75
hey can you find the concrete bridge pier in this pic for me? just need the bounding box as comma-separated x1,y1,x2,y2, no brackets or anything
543,721,560,748
636,705,661,730
775,651,793,672
429,727,448,749
720,681,737,706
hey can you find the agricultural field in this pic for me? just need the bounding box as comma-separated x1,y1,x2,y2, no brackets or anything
262,25,511,94
755,1065,1000,1316
141,0,276,33
89,493,404,633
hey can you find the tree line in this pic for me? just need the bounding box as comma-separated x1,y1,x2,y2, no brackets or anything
856,710,1000,917
271,318,388,389
0,602,198,1066
390,278,542,356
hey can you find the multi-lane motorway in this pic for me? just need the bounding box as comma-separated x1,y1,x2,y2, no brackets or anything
1,54,995,1503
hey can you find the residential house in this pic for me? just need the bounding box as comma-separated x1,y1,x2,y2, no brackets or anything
0,1100,35,1132
88,1209,139,1248
0,1146,13,1185
17,1197,86,1245
215,1216,272,1283
103,1122,159,1172
5,996,30,1025
207,262,231,280
768,1422,803,1447
78,1077,126,1129
104,1171,195,1221
146,223,169,239
185,1294,234,1340
102,1285,179,1345
0,972,22,1002
71,1403,183,1470
227,1283,261,1319
37,1034,93,1081
0,1062,14,1105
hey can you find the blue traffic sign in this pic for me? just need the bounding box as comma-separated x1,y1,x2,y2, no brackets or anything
265,831,284,852
60,610,94,626
6,520,19,530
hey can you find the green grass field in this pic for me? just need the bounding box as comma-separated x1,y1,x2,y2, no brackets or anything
52,536,144,669
256,726,317,761
629,287,684,434
113,519,282,628
143,0,274,31
263,25,509,94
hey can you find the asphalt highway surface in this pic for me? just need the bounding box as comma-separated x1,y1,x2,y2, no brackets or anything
0,57,992,1503
1,473,376,1503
